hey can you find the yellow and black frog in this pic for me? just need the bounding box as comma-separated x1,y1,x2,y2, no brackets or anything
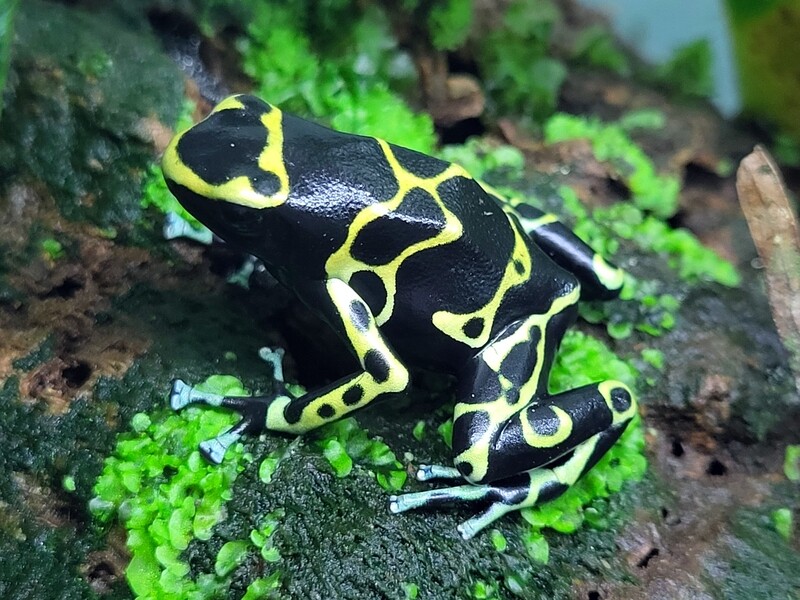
161,94,638,539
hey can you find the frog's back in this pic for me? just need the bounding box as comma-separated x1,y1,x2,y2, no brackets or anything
277,112,576,370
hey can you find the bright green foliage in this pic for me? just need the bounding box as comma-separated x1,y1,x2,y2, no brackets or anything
725,0,784,24
594,203,741,286
437,418,454,449
238,4,435,153
438,139,525,180
571,25,631,76
403,582,419,599
62,475,76,492
40,238,64,260
250,510,283,564
773,133,800,167
258,449,285,484
90,375,257,599
617,108,667,132
653,39,714,99
214,540,250,577
412,420,426,441
521,528,550,564
472,579,501,599
241,572,282,600
771,508,793,541
543,112,740,290
545,113,680,218
785,445,800,482
514,330,646,563
428,0,474,51
489,529,507,552
641,348,665,371
478,0,566,120
313,417,408,491
140,100,202,227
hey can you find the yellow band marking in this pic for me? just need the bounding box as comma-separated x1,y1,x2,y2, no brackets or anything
161,96,290,210
593,254,625,291
325,140,465,324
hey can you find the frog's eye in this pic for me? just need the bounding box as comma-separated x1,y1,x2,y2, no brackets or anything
162,95,290,210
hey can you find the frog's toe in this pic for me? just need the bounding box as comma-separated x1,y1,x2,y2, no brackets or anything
198,438,227,465
416,464,462,482
457,503,514,540
170,379,192,410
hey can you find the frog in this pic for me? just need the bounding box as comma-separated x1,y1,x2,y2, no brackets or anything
161,94,638,539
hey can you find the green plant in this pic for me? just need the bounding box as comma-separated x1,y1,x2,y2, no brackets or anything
313,417,408,492
91,375,263,599
478,0,565,120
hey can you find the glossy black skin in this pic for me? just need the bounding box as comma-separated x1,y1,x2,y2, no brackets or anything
168,96,580,374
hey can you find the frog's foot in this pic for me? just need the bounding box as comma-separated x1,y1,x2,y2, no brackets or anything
226,255,258,288
258,346,286,382
169,377,287,464
163,211,214,244
170,379,226,410
388,479,526,540
390,427,626,539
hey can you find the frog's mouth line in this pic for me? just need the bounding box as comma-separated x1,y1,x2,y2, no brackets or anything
165,181,260,239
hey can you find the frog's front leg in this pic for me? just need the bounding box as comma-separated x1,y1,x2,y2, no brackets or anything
170,278,410,462
390,294,637,538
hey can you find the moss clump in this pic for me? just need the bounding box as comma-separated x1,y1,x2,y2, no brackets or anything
90,375,279,599
426,0,474,51
514,331,646,563
651,39,714,99
238,4,434,152
478,0,566,121
313,417,408,492
545,113,681,218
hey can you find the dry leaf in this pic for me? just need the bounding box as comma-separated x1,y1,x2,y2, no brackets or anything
736,145,800,398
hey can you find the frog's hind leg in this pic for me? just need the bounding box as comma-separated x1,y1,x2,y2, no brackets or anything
169,377,285,464
390,292,637,538
506,201,625,301
169,347,289,464
391,424,626,539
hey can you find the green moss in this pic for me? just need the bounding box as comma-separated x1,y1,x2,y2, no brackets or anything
403,582,420,599
489,529,508,552
0,0,18,119
238,3,434,153
771,508,793,541
90,375,280,599
571,25,631,76
652,39,714,99
471,579,501,599
545,113,680,218
140,100,202,229
438,139,525,180
312,417,408,492
39,238,64,261
478,0,565,121
428,0,474,51
785,445,800,482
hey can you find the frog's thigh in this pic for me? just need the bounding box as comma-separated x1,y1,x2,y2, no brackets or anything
452,310,637,486
265,278,410,434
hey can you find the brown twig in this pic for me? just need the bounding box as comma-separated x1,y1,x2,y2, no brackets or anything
736,145,800,399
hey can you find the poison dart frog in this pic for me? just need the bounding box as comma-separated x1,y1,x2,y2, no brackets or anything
161,94,638,539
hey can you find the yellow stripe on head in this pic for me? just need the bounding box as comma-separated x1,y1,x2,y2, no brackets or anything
161,95,290,210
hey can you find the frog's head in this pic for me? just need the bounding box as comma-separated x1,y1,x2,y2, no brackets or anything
161,94,290,240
